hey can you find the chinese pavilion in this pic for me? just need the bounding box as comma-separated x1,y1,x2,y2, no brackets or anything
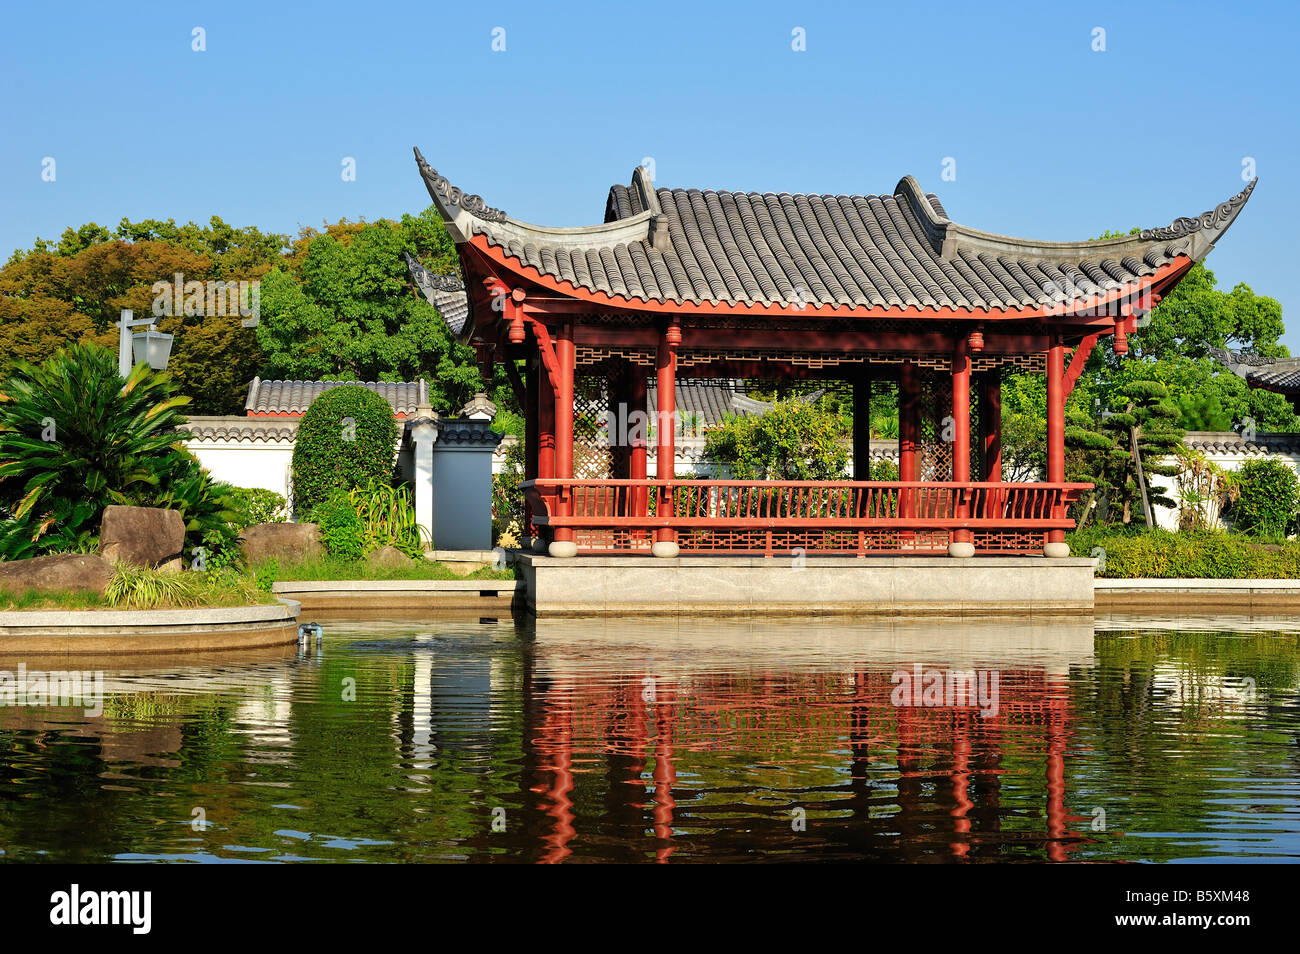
406,148,1254,559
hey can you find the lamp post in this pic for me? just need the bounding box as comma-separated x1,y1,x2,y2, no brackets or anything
117,309,174,377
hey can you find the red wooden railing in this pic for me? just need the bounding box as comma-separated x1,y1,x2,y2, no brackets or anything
521,479,1090,555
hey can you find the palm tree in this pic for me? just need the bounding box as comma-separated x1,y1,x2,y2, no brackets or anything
0,343,190,557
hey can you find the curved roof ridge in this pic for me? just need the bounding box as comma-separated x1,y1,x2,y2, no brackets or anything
940,179,1256,265
416,146,652,249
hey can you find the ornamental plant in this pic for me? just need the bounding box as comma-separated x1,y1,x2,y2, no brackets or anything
290,385,398,515
0,343,198,558
1227,458,1300,538
347,478,428,558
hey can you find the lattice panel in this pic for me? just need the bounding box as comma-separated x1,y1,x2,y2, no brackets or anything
971,530,1047,553
919,368,953,481
573,372,612,480
577,346,655,367
577,529,653,552
572,527,1048,555
972,354,1045,373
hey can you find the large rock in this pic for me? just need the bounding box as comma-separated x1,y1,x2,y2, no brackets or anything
365,545,413,570
241,522,323,564
99,505,186,568
0,553,112,594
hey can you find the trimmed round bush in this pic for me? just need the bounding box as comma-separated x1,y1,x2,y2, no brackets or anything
1229,459,1300,538
291,386,398,516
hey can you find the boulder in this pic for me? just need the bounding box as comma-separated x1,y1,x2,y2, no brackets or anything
99,505,186,568
0,553,112,594
365,545,413,570
241,522,323,564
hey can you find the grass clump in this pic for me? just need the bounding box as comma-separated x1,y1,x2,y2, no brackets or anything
104,563,267,609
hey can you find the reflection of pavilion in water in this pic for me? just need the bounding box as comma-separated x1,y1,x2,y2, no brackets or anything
522,618,1096,863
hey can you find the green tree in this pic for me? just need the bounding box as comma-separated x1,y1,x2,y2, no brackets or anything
1066,378,1184,527
255,210,511,416
1,216,285,414
1081,262,1296,432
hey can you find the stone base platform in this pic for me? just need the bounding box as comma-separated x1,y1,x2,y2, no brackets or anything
515,555,1095,617
272,580,519,616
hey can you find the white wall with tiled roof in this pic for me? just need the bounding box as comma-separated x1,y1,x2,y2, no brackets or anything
1151,431,1300,532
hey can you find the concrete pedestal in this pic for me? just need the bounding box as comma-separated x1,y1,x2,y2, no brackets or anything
515,554,1096,617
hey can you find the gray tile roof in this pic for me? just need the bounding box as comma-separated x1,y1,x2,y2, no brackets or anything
1184,431,1300,456
1209,346,1300,392
244,377,430,416
645,380,822,427
412,147,1256,315
178,416,299,443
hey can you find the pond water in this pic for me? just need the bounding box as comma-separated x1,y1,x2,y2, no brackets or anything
1,614,1298,863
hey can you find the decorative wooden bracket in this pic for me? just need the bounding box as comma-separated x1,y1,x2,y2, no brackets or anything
525,316,562,393
1061,332,1101,400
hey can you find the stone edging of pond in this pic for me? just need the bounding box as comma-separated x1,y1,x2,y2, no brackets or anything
0,598,301,654
1095,578,1300,614
272,580,520,615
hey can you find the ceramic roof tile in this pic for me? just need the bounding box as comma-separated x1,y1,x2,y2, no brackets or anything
179,416,299,443
243,377,429,416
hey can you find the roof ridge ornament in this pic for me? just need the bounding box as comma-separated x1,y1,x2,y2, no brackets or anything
413,147,508,223
402,251,465,293
1139,178,1257,242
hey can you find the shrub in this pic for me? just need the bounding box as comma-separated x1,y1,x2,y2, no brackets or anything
869,458,900,481
1068,527,1300,579
152,451,244,567
0,343,236,560
1227,459,1299,538
492,436,525,545
253,557,278,593
704,400,849,480
315,492,365,560
291,386,398,515
229,487,288,527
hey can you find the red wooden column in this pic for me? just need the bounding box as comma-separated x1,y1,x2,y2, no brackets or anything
950,337,973,556
899,361,919,522
1045,336,1069,557
979,367,1002,481
653,320,680,557
524,356,539,544
628,362,649,527
536,345,556,553
549,323,577,557
853,368,872,480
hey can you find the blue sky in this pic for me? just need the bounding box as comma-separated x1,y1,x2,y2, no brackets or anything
2,1,1297,345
